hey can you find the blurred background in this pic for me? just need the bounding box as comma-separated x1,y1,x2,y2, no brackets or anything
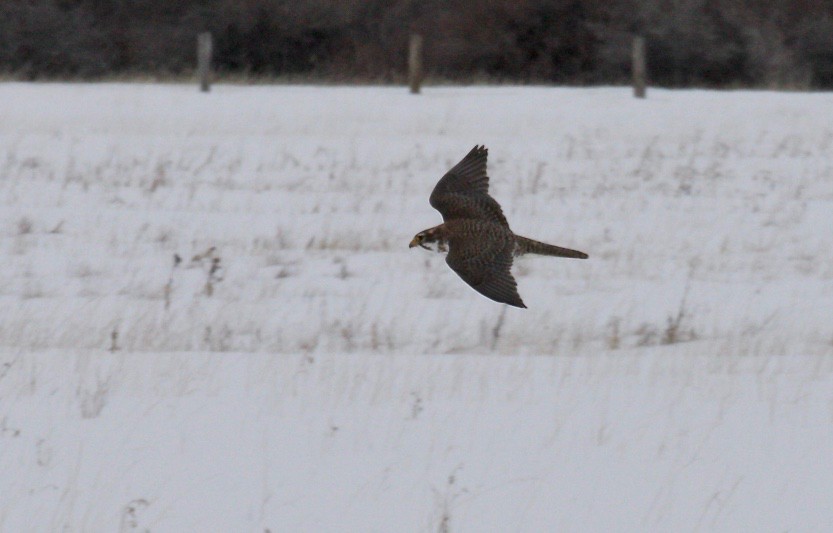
2,0,833,89
4,2,833,531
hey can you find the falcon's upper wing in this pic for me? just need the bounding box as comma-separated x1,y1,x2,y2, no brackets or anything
445,228,525,308
429,145,508,226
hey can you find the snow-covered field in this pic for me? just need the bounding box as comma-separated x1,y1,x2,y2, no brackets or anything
1,83,832,531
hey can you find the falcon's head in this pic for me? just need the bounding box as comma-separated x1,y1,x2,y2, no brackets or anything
409,225,448,253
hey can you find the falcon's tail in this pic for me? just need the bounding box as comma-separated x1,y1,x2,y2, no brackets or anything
515,236,588,259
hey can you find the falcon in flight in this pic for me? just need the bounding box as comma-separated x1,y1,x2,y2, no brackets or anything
410,145,587,308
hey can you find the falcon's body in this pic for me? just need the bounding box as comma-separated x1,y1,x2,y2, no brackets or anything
410,145,587,308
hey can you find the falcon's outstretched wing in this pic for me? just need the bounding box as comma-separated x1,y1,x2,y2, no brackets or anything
429,145,509,227
444,224,525,308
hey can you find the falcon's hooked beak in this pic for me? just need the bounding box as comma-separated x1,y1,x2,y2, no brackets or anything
410,234,431,250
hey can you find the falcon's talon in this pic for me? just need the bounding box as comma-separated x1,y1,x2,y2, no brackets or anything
409,145,587,308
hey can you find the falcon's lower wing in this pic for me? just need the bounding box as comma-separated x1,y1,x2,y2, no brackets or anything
445,241,526,308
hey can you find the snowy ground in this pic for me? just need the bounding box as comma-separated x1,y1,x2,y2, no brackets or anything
1,83,832,531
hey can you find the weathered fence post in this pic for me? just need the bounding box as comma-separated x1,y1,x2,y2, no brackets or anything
632,36,646,98
408,33,423,94
197,32,212,93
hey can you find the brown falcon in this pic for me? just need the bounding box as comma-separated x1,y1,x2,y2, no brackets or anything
409,145,587,308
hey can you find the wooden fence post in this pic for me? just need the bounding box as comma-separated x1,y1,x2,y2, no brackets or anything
409,34,423,94
632,36,646,98
197,32,212,93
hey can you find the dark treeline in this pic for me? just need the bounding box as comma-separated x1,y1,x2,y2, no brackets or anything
2,0,833,88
